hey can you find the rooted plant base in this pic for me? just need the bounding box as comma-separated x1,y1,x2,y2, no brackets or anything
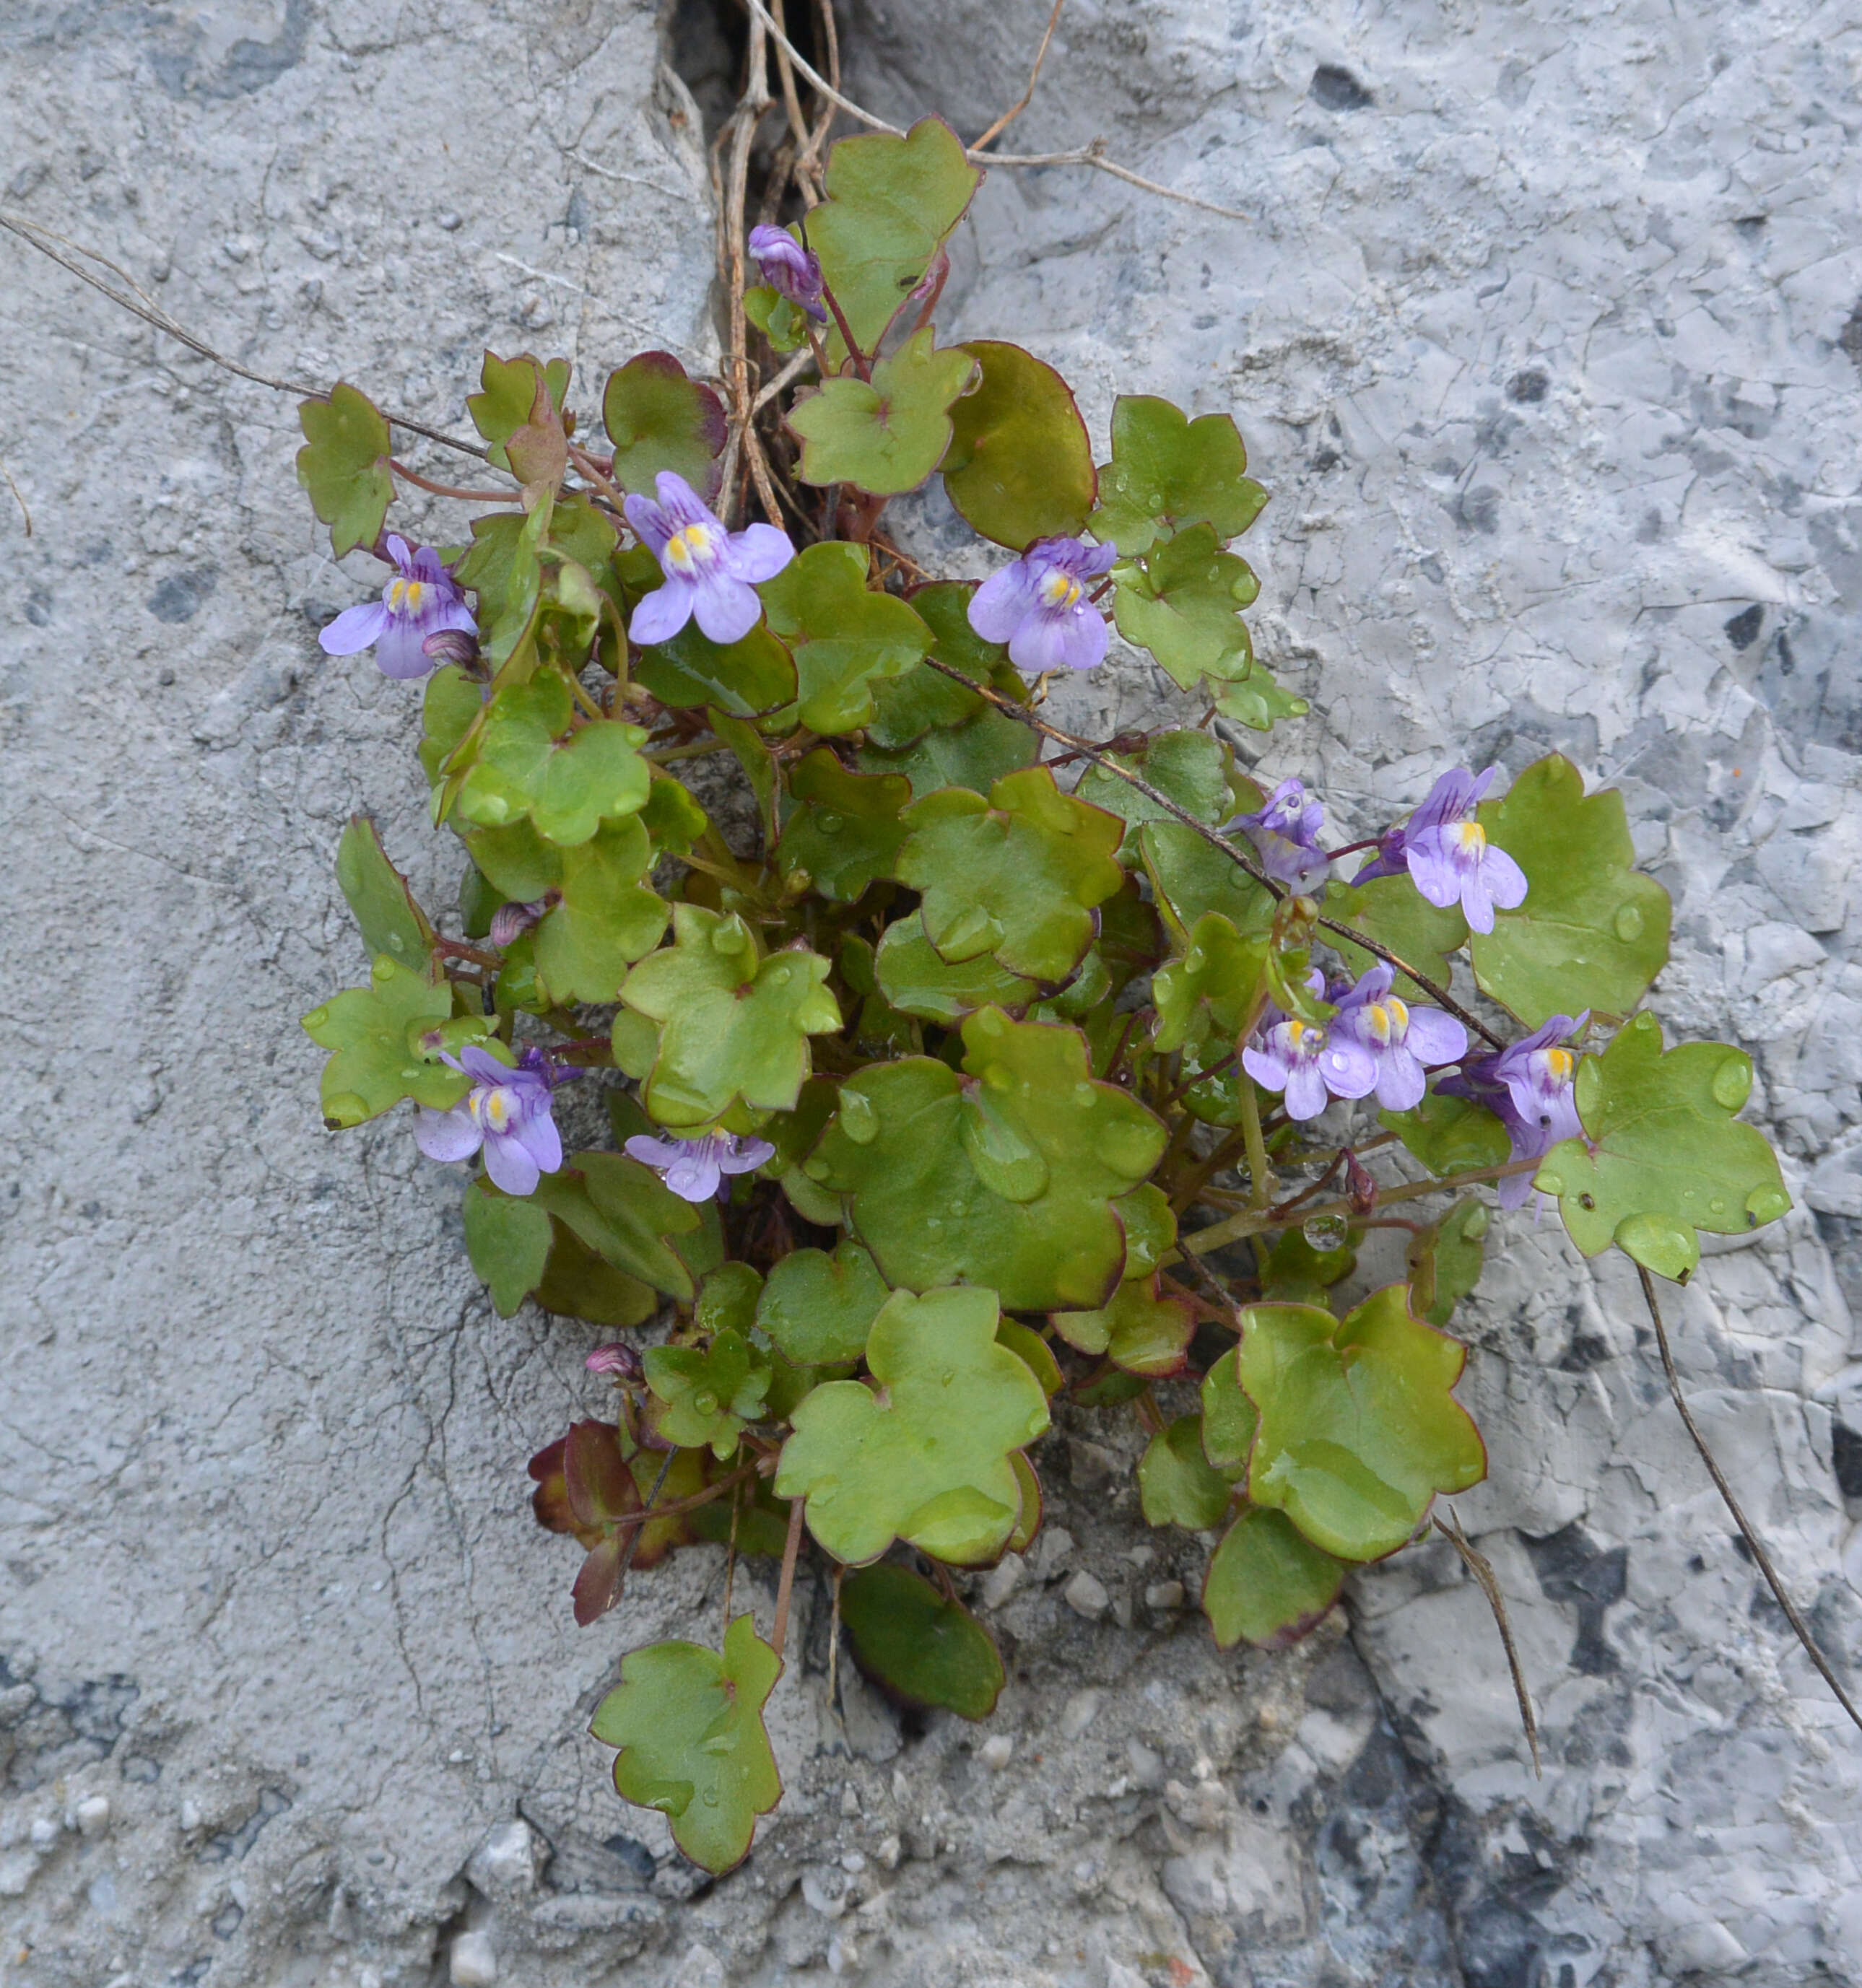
4,0,1861,1984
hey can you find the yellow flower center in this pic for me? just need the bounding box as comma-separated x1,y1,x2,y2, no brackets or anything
1365,996,1409,1045
471,1086,518,1135
665,523,719,575
1544,1047,1573,1084
1038,568,1083,611
387,577,430,616
1455,819,1487,856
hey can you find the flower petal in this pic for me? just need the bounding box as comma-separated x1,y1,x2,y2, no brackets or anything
484,1134,542,1197
1009,608,1087,675
691,575,764,646
1317,1037,1377,1099
1241,1042,1290,1091
1403,1006,1467,1065
967,558,1040,642
716,1136,776,1175
724,522,796,585
623,491,673,555
653,471,713,532
664,1154,722,1202
414,1106,482,1163
630,577,697,646
1372,1048,1427,1112
458,1045,513,1084
384,533,414,573
625,1134,684,1169
375,619,438,680
1482,846,1528,913
318,601,392,656
515,1109,563,1177
1282,1063,1330,1120
1403,829,1466,910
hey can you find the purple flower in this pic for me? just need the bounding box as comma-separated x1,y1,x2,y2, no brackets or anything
968,536,1118,673
1356,767,1527,935
1329,964,1468,1111
586,1343,644,1381
1230,779,1329,892
1441,1013,1587,1208
318,534,477,681
1242,1013,1377,1122
748,224,827,321
624,472,795,648
414,1045,565,1196
624,1130,775,1203
490,898,549,948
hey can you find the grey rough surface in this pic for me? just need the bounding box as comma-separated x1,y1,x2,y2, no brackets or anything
3,0,1861,1985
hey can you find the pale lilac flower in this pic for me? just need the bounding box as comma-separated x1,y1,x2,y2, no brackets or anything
1440,1013,1588,1208
748,224,827,321
624,1130,775,1203
624,472,794,648
1328,964,1468,1112
1356,767,1527,934
414,1045,565,1196
1230,778,1328,892
1243,1012,1376,1122
490,899,549,948
968,536,1118,673
318,534,477,681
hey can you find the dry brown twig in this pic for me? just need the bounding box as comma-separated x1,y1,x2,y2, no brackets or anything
1435,1507,1541,1776
1637,1265,1862,1735
772,1495,808,1662
971,0,1069,150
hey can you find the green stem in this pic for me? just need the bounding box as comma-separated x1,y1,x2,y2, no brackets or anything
1238,1080,1274,1212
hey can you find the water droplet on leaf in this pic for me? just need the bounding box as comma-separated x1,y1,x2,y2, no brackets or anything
1710,1054,1751,1111
1302,1213,1349,1252
839,1089,879,1145
1745,1185,1788,1226
1613,904,1643,941
817,811,845,834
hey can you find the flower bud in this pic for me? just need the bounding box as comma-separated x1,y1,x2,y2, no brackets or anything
586,1343,644,1382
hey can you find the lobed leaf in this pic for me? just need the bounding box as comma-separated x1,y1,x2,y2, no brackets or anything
788,328,979,495
1378,1091,1511,1177
1535,1012,1791,1282
806,1008,1167,1309
620,905,840,1128
873,919,1037,1023
453,673,650,845
755,1241,889,1366
1139,1415,1235,1530
1202,1507,1347,1649
634,620,797,718
1469,754,1671,1027
778,750,911,903
467,351,570,474
760,541,933,736
336,816,437,973
463,1177,554,1317
1112,525,1258,691
774,1285,1049,1565
895,766,1125,983
601,351,727,502
1238,1287,1486,1562
590,1616,783,1873
297,383,393,558
1323,876,1469,1000
1089,395,1267,557
301,955,463,1129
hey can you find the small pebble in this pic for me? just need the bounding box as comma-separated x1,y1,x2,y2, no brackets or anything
1145,1579,1185,1611
180,1800,202,1831
978,1734,1014,1771
1063,1570,1110,1620
449,1930,498,1987
840,1849,866,1875
1061,1688,1104,1740
75,1796,110,1838
875,1834,902,1870
28,1818,58,1849
840,1782,861,1818
979,1552,1024,1611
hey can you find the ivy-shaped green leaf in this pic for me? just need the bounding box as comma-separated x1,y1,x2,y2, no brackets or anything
453,673,650,845
463,1176,554,1317
301,956,463,1129
1050,1276,1195,1377
866,581,1024,747
775,1285,1050,1565
896,766,1125,983
1406,1197,1489,1327
806,1008,1167,1310
621,906,840,1128
839,1564,1004,1719
1534,1013,1791,1281
789,329,979,495
755,1241,889,1366
297,383,393,558
873,919,1037,1023
1115,1182,1177,1283
420,666,485,788
1238,1286,1487,1562
1323,876,1469,1001
1202,1507,1347,1650
1112,525,1258,690
601,351,728,502
1152,912,1269,1055
645,1329,771,1459
633,620,797,718
941,341,1096,549
1139,1415,1235,1530
858,702,1038,796
1378,1090,1511,1177
449,503,547,672
531,1151,719,1304
758,542,934,736
1259,1226,1357,1307
745,281,809,354
1211,665,1309,734
1076,730,1232,846
590,1616,783,1873
805,117,982,354
536,1222,658,1327
1469,754,1673,1027
1089,395,1268,557
336,816,438,973
466,351,571,472
1136,821,1274,942
697,1262,765,1337
1200,1347,1258,1472
778,751,910,902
